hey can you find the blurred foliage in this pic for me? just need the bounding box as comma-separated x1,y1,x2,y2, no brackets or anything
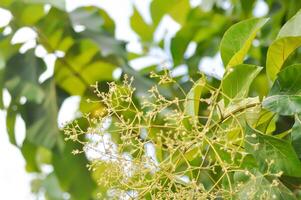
1,0,301,199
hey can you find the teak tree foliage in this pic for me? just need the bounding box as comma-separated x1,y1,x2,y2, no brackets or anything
2,0,301,199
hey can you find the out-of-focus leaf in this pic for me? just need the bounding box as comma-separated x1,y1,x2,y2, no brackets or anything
263,64,301,115
0,34,21,108
21,139,40,172
82,30,126,58
21,79,59,149
24,0,65,10
54,39,116,95
266,10,301,81
240,0,256,18
222,64,262,105
130,7,154,41
70,6,115,34
6,102,18,145
36,7,74,51
4,51,45,103
220,18,268,67
171,9,227,65
10,2,45,25
52,139,96,200
151,0,190,26
245,124,301,177
43,173,65,200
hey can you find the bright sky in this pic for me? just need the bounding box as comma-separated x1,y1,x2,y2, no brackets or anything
0,0,268,199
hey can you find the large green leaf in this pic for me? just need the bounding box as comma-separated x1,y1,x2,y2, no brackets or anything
222,64,262,105
220,18,268,67
245,124,301,177
266,9,301,81
263,64,301,115
234,170,296,199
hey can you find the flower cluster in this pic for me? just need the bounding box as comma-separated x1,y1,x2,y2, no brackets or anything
64,71,284,199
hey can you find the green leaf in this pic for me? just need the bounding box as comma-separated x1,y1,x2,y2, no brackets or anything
171,9,227,65
0,34,21,109
291,114,301,158
82,30,126,58
234,170,296,200
6,102,18,145
21,139,40,172
184,76,205,117
150,0,190,26
220,18,268,67
53,139,96,200
266,10,301,81
263,64,301,115
4,51,46,104
0,56,5,109
54,39,116,95
70,6,115,34
245,124,301,177
36,7,74,51
22,79,59,149
10,2,45,25
43,173,65,200
24,0,65,10
222,64,262,106
130,7,154,41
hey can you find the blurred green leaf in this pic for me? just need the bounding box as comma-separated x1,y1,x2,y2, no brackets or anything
6,102,17,145
4,51,45,104
171,9,227,65
21,139,40,172
20,79,59,149
10,2,45,25
130,7,154,41
151,0,190,26
43,173,65,200
24,0,65,10
70,6,115,34
54,39,116,95
53,140,96,200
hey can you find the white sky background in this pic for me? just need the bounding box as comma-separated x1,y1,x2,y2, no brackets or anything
0,0,268,199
